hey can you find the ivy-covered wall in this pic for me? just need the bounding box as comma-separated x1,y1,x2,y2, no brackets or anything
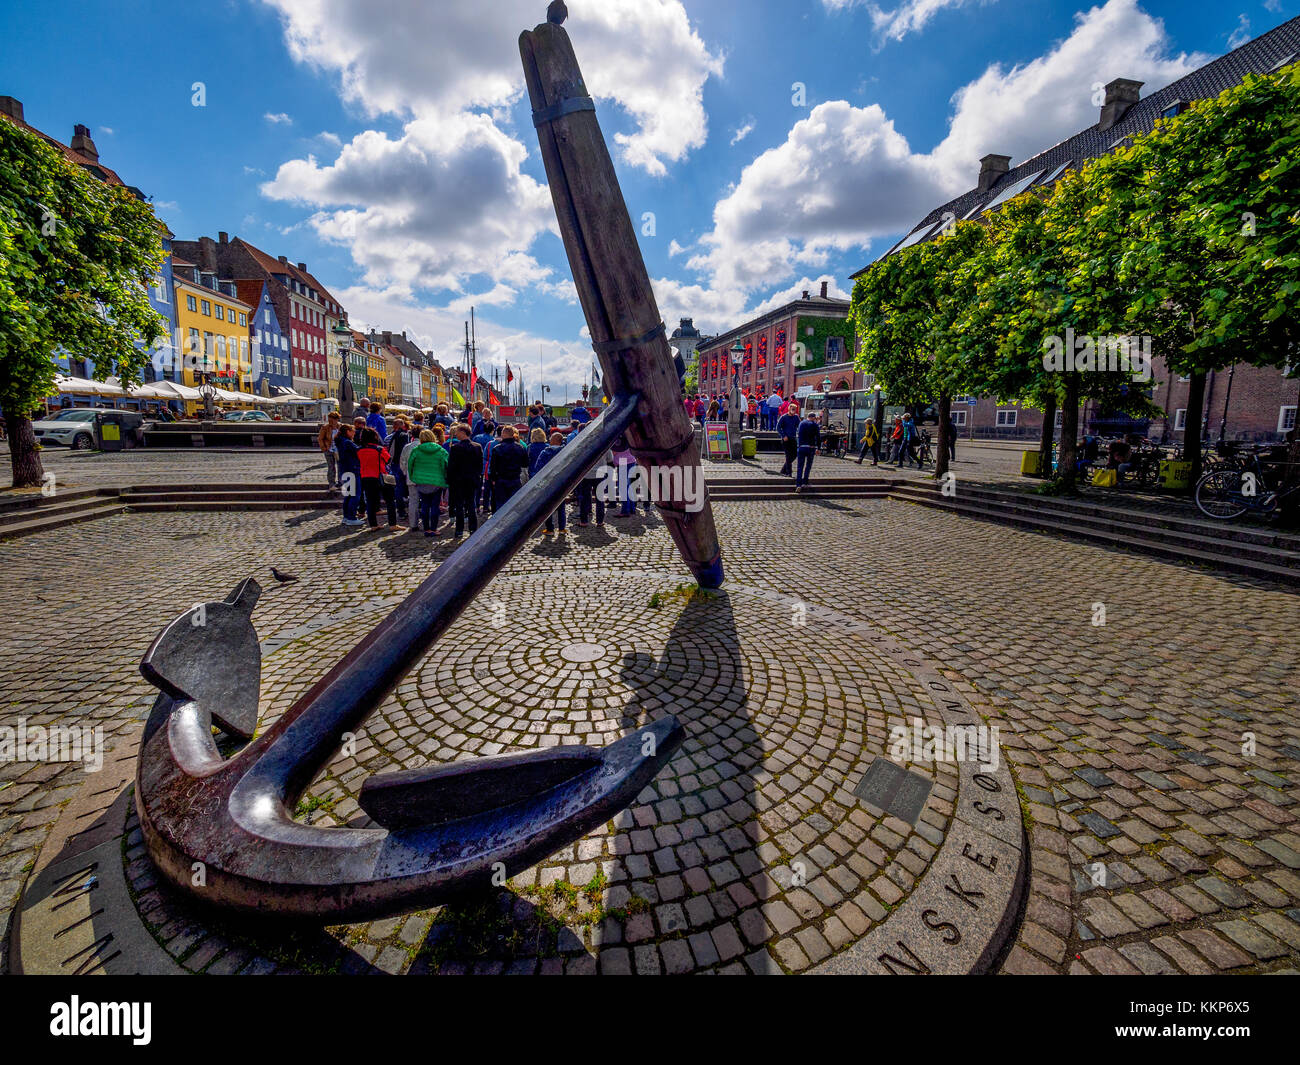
794,316,856,370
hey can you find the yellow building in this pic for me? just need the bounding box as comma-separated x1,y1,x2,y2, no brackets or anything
172,261,255,410
366,350,388,405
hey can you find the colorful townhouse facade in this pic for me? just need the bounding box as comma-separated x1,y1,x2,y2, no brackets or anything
237,280,294,397
170,260,255,401
170,234,345,404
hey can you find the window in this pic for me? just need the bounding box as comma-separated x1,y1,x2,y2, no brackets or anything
201,300,211,316
188,327,200,352
186,295,197,312
1174,408,1187,431
1269,53,1296,73
826,336,844,362
215,305,224,321
1160,100,1185,120
154,274,168,303
951,409,967,427
995,409,1018,427
1280,406,1297,434
203,331,213,355
239,313,246,327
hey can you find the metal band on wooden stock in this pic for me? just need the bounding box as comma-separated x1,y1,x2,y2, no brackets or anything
532,96,596,127
592,321,666,357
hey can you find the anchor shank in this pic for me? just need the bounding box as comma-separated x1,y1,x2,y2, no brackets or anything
521,20,724,589
244,392,641,803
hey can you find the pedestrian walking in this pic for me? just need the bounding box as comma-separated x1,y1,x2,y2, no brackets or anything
611,435,638,517
489,425,529,512
947,411,958,462
446,424,483,539
407,429,450,536
365,403,387,439
318,411,341,491
776,403,801,477
857,418,881,465
357,428,398,530
795,411,820,491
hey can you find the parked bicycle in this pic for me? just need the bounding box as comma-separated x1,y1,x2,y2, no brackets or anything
1194,446,1299,521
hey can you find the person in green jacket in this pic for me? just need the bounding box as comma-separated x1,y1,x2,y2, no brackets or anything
407,429,450,536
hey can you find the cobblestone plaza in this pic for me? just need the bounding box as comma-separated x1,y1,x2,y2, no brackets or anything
1,448,1297,976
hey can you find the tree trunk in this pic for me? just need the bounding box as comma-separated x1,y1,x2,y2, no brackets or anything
1057,378,1080,491
1183,370,1207,492
6,411,45,490
934,394,951,479
1037,392,1058,479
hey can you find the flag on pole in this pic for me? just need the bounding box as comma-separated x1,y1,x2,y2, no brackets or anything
506,362,514,384
451,387,465,407
469,366,478,399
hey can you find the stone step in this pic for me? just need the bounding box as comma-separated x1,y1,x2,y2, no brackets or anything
0,486,113,516
126,499,334,513
0,493,121,528
121,488,331,504
0,502,127,541
892,483,1300,570
937,482,1300,552
895,490,1300,585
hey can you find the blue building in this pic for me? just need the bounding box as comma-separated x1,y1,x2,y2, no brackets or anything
240,279,294,397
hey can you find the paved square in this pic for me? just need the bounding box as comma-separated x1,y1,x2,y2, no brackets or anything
1,451,1298,975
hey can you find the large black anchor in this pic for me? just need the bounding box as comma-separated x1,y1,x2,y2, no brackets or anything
134,5,724,922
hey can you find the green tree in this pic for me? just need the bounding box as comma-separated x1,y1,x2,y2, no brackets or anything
1112,61,1299,507
850,222,991,478
0,118,166,488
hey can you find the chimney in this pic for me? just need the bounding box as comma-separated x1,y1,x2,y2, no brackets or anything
278,255,287,263
70,123,99,163
297,262,307,272
0,97,24,123
401,331,407,339
820,281,829,299
977,154,1011,192
802,290,810,300
218,231,228,244
382,331,393,346
197,236,218,274
1098,78,1143,132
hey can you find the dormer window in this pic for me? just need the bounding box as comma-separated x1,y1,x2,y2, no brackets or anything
1159,100,1185,120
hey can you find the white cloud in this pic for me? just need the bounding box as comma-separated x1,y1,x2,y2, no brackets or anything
259,0,721,177
730,119,755,146
822,0,995,45
670,0,1208,334
262,113,556,298
263,112,293,124
317,131,342,146
1227,14,1251,50
98,126,114,135
668,239,688,258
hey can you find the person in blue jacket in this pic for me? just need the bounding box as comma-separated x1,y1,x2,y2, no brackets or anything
776,403,802,477
795,411,821,491
334,423,363,526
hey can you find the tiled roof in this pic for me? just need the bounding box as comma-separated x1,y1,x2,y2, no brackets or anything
1,111,127,187
854,15,1300,276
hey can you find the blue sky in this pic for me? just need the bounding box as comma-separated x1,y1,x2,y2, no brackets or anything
1,0,1292,397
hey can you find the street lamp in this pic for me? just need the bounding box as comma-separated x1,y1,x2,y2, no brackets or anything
333,322,354,420
729,341,745,458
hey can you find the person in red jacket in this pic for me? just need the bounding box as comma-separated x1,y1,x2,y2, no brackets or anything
356,428,398,529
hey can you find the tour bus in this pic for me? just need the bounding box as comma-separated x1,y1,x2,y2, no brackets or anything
801,388,939,449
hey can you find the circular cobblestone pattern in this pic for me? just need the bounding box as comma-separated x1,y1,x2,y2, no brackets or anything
125,572,965,975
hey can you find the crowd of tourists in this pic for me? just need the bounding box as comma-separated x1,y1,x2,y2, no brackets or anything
317,399,652,538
